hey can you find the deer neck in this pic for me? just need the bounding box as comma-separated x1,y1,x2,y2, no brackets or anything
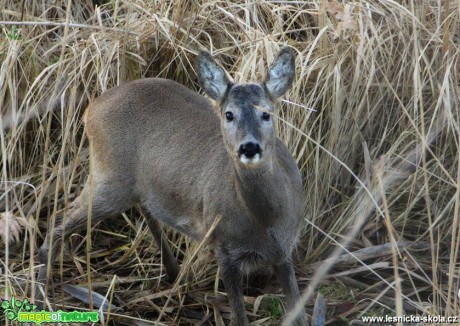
232,158,285,224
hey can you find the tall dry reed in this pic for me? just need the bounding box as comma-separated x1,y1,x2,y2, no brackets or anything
1,0,459,324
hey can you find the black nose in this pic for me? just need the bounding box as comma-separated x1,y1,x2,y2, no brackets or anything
238,142,261,158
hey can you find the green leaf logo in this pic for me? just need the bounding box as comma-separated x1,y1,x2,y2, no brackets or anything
1,296,38,321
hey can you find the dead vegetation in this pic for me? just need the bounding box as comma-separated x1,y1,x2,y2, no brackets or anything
1,0,459,325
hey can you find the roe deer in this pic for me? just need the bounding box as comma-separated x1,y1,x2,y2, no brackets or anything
37,47,306,325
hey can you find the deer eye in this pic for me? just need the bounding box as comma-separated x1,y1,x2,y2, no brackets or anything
262,112,270,121
225,111,234,122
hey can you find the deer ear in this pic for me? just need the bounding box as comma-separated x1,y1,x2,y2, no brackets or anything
264,47,296,98
197,51,232,101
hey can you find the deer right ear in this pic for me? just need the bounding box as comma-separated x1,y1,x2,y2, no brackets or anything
264,47,296,98
197,51,232,102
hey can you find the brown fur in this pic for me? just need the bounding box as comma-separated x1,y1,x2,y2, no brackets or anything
37,48,306,325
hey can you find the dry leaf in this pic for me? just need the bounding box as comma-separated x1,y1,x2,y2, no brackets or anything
325,2,357,38
336,4,357,34
0,212,24,244
325,2,344,16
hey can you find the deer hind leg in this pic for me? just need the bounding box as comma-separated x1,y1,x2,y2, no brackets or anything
36,179,133,306
144,216,180,282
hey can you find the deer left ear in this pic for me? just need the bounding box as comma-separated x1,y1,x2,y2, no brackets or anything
263,47,296,98
196,51,232,102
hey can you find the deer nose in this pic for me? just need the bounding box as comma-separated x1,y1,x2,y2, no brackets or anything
238,142,261,158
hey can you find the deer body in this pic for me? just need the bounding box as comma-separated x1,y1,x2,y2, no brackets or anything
38,48,306,325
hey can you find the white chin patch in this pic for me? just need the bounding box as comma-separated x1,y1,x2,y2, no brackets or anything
240,153,261,165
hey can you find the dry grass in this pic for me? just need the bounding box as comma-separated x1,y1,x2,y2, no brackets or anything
1,0,459,325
